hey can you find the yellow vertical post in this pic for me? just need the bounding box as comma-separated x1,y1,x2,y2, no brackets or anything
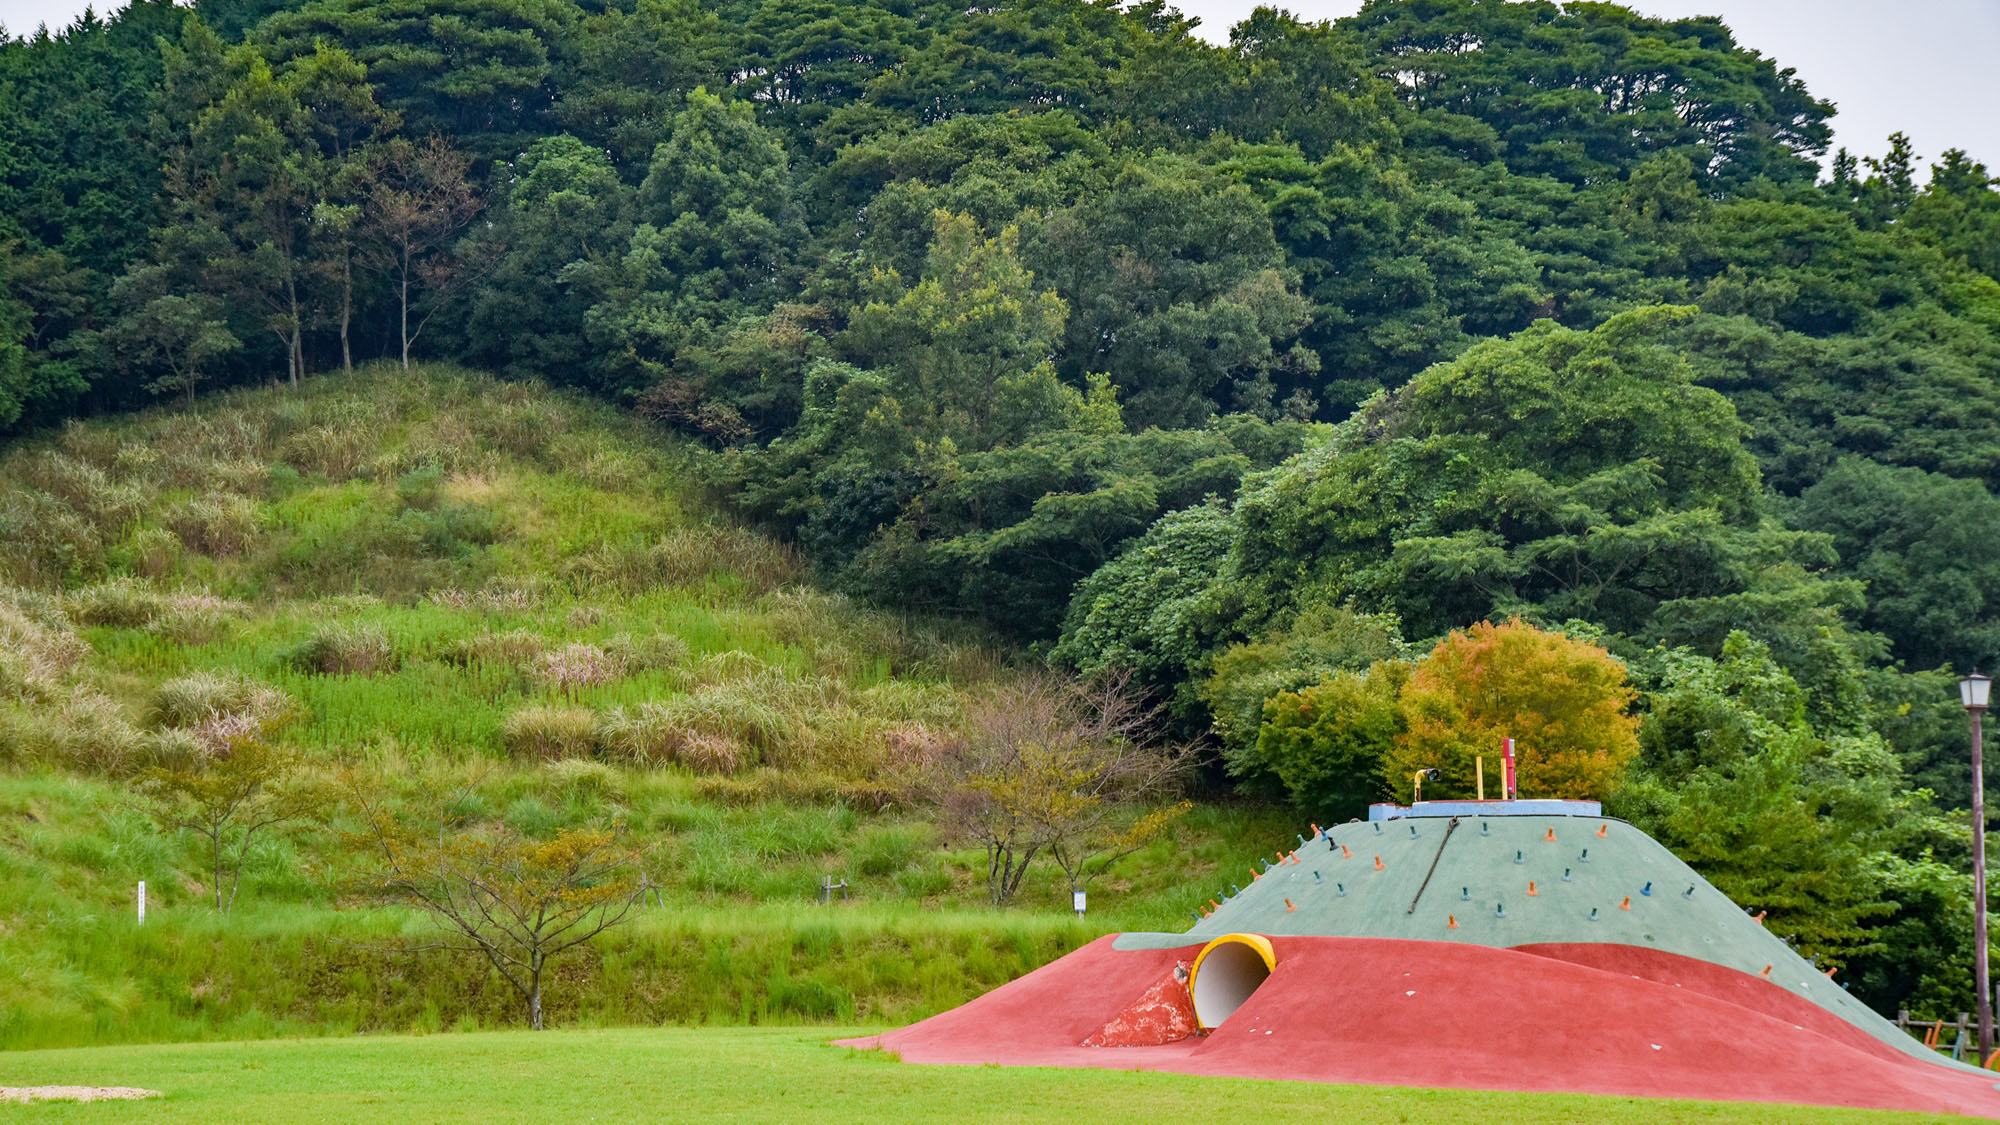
1476,756,1485,801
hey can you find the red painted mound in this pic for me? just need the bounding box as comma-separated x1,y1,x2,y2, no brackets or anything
840,935,2000,1117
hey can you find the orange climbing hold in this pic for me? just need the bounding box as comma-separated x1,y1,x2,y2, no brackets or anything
1285,898,1297,913
1374,855,1385,871
1527,881,1538,896
1619,896,1632,910
1341,844,1352,859
1760,965,1774,980
1596,824,1609,838
1447,914,1459,929
1544,827,1557,842
1250,865,1262,881
1753,910,1767,924
1207,899,1219,911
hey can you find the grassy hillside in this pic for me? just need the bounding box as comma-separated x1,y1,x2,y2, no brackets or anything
0,365,1288,1049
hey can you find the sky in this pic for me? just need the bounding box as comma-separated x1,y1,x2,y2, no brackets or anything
2,0,1994,175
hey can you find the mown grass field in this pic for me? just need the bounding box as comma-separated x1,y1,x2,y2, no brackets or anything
0,1027,1962,1124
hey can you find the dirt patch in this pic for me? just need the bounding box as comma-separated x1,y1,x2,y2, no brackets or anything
0,1086,161,1103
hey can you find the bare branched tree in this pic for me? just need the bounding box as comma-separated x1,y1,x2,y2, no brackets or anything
362,135,483,368
920,671,1191,907
346,783,644,1030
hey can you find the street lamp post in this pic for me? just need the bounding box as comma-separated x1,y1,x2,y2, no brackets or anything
1963,671,1993,1066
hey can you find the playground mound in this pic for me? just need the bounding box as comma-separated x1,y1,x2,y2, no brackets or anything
841,806,2000,1115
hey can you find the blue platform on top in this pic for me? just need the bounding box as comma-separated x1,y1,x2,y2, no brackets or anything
1368,799,1602,820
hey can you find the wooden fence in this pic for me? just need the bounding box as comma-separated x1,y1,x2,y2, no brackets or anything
1896,1010,1982,1063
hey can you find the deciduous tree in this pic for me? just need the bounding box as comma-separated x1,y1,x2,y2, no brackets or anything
1387,618,1639,801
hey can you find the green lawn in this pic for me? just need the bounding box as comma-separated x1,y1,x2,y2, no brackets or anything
0,1027,1966,1123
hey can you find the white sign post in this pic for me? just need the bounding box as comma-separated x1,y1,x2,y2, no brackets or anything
1072,889,1086,916
137,880,146,925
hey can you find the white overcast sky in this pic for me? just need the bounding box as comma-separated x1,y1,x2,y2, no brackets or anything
2,0,1994,175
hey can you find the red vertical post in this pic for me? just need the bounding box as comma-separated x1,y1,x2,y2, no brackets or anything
1501,737,1517,800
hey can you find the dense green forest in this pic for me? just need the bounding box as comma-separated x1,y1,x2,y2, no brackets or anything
6,0,2000,1023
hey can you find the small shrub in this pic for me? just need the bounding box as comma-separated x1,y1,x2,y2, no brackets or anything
0,600,88,694
605,632,689,672
66,578,167,628
501,705,599,760
11,449,139,529
286,623,397,675
528,643,626,693
542,758,625,799
280,423,370,479
427,585,541,613
150,671,297,753
153,592,245,644
165,494,261,556
595,704,745,773
3,690,148,775
442,628,546,668
0,491,109,586
118,526,183,579
502,796,564,837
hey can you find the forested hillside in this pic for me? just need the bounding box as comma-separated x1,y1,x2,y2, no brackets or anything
5,0,2000,1023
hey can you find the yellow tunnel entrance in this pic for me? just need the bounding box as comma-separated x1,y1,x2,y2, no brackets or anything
1188,933,1276,1029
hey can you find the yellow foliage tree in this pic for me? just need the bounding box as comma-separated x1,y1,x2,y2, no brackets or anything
1387,619,1638,801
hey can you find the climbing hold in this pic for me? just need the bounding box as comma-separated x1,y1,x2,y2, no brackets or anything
1296,834,1308,848
1825,966,1837,978
1641,881,1653,897
1480,821,1490,836
1341,844,1352,859
1619,895,1632,911
1683,885,1695,899
1310,823,1321,838
1409,824,1419,837
1259,858,1271,872
1313,871,1323,883
1460,886,1471,901
1195,910,1207,921
1588,907,1600,921
1753,910,1767,924
1496,903,1506,918
1514,850,1524,864
1544,827,1557,842
1229,884,1241,897
1284,897,1296,913
1373,823,1383,834
1527,881,1538,896
1562,867,1572,882
1596,824,1608,838
1251,865,1262,881
1760,965,1773,980
1327,836,1338,852
1208,899,1219,911
1448,914,1459,930
1373,855,1385,871
1580,848,1590,862
1336,882,1346,897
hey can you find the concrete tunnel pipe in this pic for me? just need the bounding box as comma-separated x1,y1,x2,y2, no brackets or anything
1188,933,1276,1029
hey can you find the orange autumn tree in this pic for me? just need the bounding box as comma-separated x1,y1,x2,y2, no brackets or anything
1387,619,1638,801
